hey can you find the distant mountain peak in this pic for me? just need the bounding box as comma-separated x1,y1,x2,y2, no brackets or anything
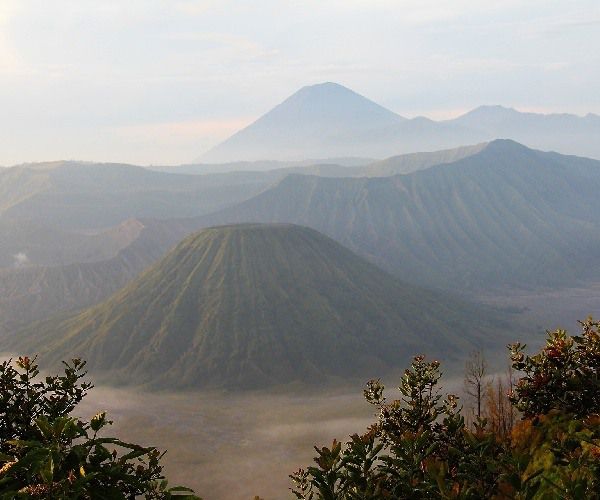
461,105,520,118
200,84,600,163
265,81,401,120
476,138,537,158
484,138,528,149
201,82,404,163
461,105,596,121
297,81,353,93
291,82,382,102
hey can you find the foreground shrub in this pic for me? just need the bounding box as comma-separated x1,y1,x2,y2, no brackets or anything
0,356,199,499
507,317,600,498
509,317,600,418
291,356,506,499
509,411,600,497
292,317,600,499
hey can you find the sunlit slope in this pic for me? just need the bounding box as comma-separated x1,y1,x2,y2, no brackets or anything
201,140,600,289
13,224,507,389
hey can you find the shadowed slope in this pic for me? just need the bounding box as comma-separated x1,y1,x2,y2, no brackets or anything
13,224,507,389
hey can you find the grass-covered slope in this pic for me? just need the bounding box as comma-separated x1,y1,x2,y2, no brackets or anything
12,224,507,389
200,140,600,290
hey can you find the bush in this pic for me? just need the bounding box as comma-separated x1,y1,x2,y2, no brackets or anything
291,356,505,499
292,318,600,499
509,317,600,418
0,356,200,499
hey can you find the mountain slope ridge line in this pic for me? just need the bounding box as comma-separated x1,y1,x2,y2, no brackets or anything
10,223,510,390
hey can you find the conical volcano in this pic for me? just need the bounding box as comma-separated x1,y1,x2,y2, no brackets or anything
201,82,405,162
14,224,507,389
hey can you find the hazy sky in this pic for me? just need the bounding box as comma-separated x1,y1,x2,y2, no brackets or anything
1,0,598,165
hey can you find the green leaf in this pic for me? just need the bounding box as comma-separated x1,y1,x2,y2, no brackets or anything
39,455,54,484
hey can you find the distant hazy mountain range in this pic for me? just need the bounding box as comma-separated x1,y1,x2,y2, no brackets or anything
199,140,600,290
11,224,509,389
4,83,600,391
161,142,487,177
152,157,375,175
0,161,271,231
201,82,600,162
2,139,600,340
0,217,196,337
1,137,599,361
0,218,142,268
0,140,512,266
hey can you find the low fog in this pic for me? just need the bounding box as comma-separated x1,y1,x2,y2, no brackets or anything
76,386,374,499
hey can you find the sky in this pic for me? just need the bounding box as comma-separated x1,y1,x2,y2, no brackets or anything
0,0,598,166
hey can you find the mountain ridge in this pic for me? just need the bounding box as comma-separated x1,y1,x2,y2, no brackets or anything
11,224,510,389
201,83,600,162
195,140,600,290
0,161,274,231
